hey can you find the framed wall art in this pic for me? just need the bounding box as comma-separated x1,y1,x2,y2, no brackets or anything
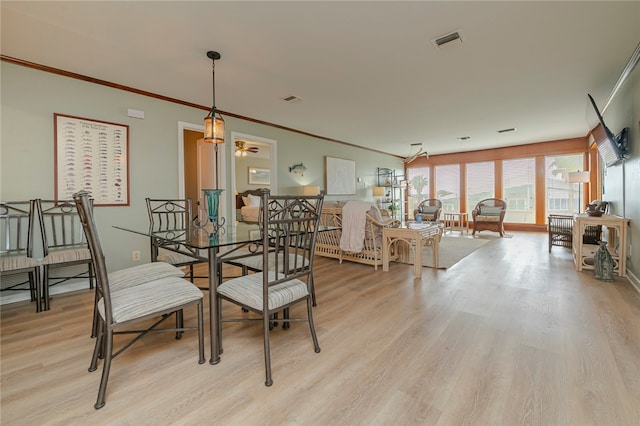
248,167,271,185
325,156,356,195
54,113,130,206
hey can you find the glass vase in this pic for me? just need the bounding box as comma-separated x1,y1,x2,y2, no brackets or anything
202,189,225,228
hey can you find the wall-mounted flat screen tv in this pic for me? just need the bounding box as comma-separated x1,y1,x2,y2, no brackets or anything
587,94,628,167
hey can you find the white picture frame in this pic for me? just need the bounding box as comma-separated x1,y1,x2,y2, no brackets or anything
325,156,356,195
248,167,270,185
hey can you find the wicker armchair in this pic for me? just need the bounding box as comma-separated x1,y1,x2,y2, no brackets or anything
414,199,442,222
471,198,506,237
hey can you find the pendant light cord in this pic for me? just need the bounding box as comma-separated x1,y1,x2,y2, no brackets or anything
211,58,216,116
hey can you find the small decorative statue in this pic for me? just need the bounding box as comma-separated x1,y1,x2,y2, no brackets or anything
594,241,614,282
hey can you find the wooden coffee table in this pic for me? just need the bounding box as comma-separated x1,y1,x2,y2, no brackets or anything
382,222,443,278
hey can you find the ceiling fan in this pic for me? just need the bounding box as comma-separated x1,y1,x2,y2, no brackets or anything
235,140,259,157
403,143,429,163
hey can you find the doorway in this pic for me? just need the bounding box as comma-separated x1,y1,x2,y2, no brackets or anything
230,131,277,223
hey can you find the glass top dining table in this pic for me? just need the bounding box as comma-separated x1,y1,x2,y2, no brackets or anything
115,221,264,364
115,221,334,365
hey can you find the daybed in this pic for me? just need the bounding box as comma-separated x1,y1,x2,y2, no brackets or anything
316,201,400,269
236,189,268,222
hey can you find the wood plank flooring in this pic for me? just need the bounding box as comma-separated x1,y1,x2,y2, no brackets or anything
1,232,639,425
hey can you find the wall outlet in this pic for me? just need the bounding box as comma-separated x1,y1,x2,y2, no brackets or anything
132,250,141,261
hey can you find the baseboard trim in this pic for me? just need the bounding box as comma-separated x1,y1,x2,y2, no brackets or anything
626,268,640,294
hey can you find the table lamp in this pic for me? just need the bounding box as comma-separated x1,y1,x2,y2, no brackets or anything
373,186,385,207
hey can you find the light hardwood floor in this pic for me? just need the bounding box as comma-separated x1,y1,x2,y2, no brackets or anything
1,232,639,425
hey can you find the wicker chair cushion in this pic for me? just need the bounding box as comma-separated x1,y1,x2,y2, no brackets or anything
420,206,439,214
108,262,185,292
218,271,309,311
479,206,503,216
97,276,202,324
41,246,91,264
0,254,40,271
476,215,501,222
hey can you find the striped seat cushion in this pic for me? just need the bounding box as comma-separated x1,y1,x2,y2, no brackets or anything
217,271,309,311
476,215,501,222
0,254,40,272
97,276,202,324
157,248,200,265
109,262,185,292
231,252,309,272
42,246,91,265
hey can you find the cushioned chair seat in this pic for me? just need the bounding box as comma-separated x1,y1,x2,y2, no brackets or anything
41,246,91,264
231,251,309,272
218,271,309,311
156,248,200,265
108,262,185,292
475,215,501,222
0,254,41,271
97,276,203,324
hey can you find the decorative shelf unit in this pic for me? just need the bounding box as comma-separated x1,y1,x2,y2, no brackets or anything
377,168,405,220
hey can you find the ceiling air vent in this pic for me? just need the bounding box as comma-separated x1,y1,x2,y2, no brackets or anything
433,31,463,49
497,127,517,134
281,95,303,104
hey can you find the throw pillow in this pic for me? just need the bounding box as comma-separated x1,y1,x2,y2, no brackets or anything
421,206,438,214
480,206,503,216
247,194,261,207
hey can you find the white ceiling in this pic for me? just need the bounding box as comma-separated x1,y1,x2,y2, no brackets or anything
2,1,639,158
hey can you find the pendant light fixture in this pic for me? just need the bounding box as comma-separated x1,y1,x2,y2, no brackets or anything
202,50,225,231
204,50,225,144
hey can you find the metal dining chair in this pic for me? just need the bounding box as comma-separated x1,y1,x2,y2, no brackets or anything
216,189,324,386
0,200,42,312
36,198,94,311
73,191,205,409
145,198,207,285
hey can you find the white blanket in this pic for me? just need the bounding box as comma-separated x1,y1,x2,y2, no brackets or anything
339,201,376,253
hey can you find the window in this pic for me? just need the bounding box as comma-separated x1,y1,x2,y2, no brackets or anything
545,154,584,219
435,164,460,212
407,167,430,215
466,161,495,214
503,158,535,223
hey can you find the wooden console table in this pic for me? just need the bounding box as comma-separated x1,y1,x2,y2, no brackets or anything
382,222,443,278
572,214,629,277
